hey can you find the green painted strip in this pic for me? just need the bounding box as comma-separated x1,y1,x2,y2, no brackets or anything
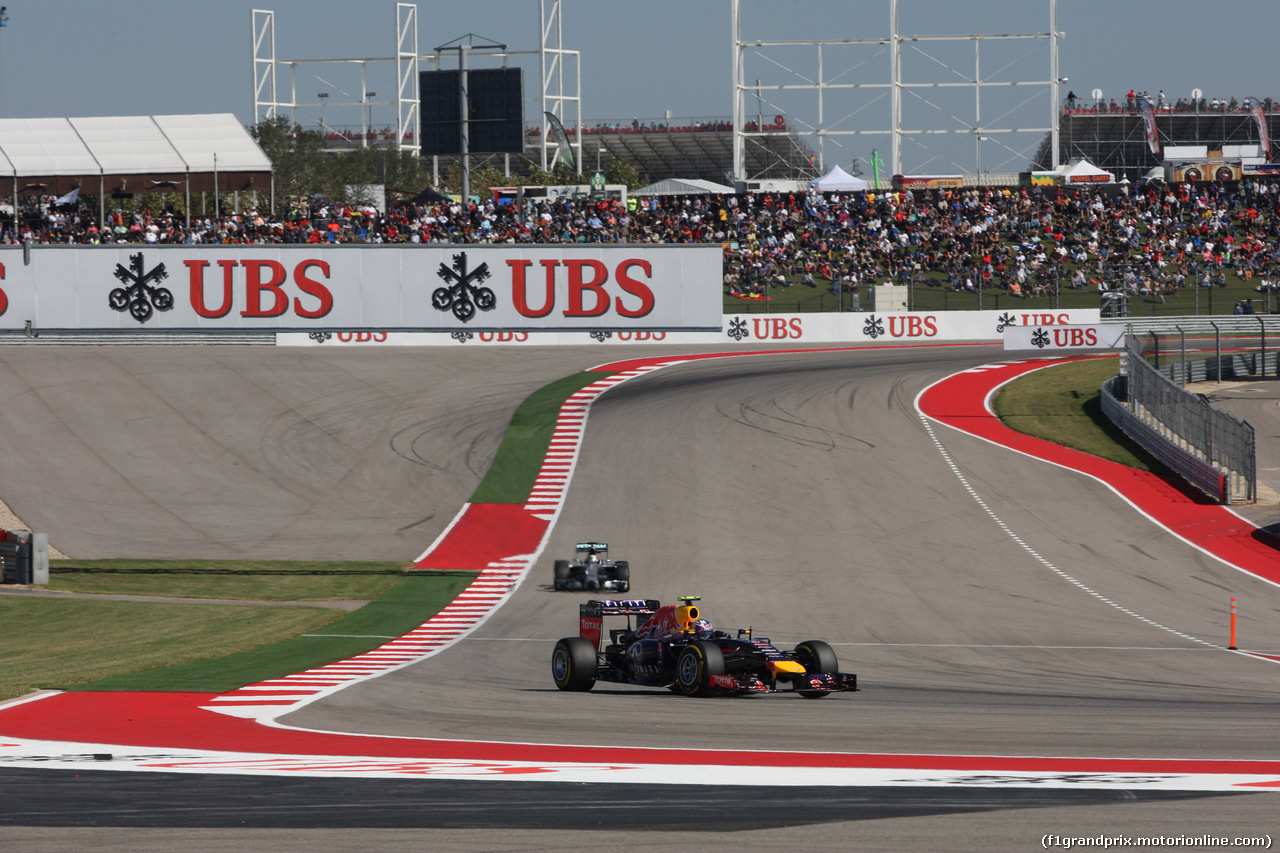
469,370,613,504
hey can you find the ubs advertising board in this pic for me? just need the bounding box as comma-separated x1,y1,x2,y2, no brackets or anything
0,245,722,332
279,308,1103,346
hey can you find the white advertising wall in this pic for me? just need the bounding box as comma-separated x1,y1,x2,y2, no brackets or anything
1003,323,1126,351
0,245,722,332
278,308,1102,347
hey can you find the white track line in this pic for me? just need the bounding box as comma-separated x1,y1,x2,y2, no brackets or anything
916,373,1217,649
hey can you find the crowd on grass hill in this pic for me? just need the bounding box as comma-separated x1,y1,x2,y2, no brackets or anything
17,179,1280,302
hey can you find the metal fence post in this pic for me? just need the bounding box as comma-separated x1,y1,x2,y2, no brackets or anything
1176,326,1186,386
1259,315,1268,378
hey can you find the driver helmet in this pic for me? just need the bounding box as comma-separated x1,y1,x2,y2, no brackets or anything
689,619,714,638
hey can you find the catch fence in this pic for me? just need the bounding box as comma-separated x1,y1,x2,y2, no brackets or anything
1101,326,1262,503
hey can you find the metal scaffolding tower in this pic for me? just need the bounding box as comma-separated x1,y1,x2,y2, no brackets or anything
250,3,580,168
731,0,1063,183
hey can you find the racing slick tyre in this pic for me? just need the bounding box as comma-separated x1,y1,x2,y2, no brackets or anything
552,637,598,691
793,640,839,699
553,559,570,590
613,561,630,592
675,640,726,697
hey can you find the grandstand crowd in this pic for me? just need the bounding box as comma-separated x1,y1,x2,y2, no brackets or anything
16,177,1280,301
1065,90,1276,115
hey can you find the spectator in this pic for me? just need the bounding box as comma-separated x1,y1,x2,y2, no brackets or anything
8,173,1280,316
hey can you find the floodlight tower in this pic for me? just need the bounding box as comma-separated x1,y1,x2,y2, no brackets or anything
0,7,9,118
731,0,1062,181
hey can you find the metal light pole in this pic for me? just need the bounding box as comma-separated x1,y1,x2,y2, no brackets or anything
0,7,9,118
436,35,507,205
318,92,329,132
364,91,376,147
458,45,470,204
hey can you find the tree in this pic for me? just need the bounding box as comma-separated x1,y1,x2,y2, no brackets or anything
252,117,432,211
380,150,432,198
604,157,646,190
250,116,326,214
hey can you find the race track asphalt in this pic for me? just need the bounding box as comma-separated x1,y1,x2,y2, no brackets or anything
2,343,1279,851
1201,376,1280,521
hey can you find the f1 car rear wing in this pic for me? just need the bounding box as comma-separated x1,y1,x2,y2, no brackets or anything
579,599,661,648
585,599,660,616
575,542,609,553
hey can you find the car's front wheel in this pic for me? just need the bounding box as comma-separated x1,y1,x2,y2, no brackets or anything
552,560,570,590
793,639,839,699
675,640,726,697
552,637,598,691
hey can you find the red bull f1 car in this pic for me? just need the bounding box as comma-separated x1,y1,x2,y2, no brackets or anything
552,542,630,593
551,596,857,698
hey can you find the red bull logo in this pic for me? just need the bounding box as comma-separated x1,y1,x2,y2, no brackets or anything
631,605,682,639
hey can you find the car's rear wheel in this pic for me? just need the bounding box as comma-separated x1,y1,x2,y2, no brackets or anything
553,559,570,590
552,637,597,691
793,640,839,698
675,640,726,697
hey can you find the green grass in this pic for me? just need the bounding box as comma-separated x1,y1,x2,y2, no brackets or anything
992,355,1171,474
726,264,1279,316
47,559,404,601
0,597,343,701
0,558,471,698
65,572,473,694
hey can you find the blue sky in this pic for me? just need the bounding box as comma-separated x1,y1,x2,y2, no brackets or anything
1,1,1273,173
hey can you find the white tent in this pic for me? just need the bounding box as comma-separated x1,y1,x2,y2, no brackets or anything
0,114,271,183
1057,158,1115,185
0,113,273,226
808,165,869,192
631,177,734,196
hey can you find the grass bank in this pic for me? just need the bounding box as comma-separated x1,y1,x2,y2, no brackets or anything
65,571,473,694
47,559,404,601
991,355,1169,473
728,277,1276,316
